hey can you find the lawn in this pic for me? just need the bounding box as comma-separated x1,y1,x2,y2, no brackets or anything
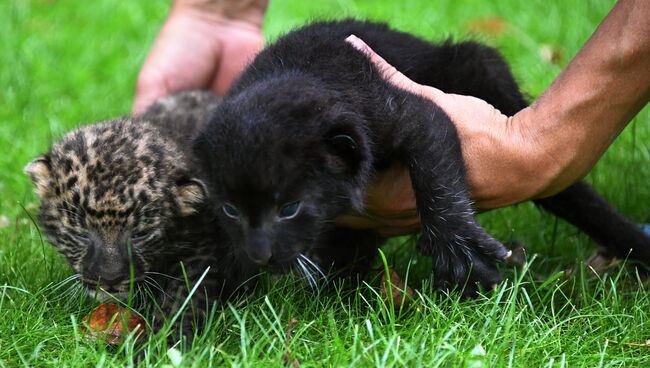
2,0,650,366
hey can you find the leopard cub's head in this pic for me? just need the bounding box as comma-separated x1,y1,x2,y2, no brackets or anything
26,118,206,298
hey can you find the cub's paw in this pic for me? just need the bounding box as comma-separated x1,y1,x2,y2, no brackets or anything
462,249,503,297
421,232,507,298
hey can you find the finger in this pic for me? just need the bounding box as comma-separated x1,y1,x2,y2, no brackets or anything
133,69,169,115
345,35,438,99
210,33,264,95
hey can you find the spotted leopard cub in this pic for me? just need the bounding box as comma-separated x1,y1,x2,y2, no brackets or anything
25,91,253,338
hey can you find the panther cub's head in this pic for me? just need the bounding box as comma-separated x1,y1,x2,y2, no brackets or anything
26,119,206,298
195,75,372,272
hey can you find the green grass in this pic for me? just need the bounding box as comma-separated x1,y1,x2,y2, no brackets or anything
2,0,650,366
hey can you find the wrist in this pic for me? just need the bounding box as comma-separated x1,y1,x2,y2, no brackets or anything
506,107,565,201
463,106,562,210
171,0,267,28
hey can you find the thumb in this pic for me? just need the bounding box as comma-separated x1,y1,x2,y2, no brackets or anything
133,68,170,115
345,34,446,101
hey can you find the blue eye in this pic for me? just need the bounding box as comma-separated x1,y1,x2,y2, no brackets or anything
222,203,240,219
278,201,301,219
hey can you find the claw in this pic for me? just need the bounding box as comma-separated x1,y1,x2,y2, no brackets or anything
504,242,527,267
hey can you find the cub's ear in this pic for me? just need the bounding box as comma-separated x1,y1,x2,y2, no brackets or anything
175,178,208,216
324,125,368,176
329,134,358,155
24,156,52,198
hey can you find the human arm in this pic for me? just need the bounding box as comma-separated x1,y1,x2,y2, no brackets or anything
338,0,650,234
133,0,267,114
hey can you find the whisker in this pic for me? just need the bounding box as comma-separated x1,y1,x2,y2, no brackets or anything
145,271,183,282
56,208,80,217
143,277,165,294
296,258,317,290
226,271,263,297
134,284,153,309
60,199,83,213
144,276,166,293
53,281,83,303
48,273,80,292
144,277,172,301
299,254,328,282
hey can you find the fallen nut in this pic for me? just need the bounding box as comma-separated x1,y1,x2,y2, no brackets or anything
82,303,145,344
586,251,620,275
380,268,414,309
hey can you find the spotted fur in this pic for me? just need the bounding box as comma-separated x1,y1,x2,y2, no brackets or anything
26,91,256,339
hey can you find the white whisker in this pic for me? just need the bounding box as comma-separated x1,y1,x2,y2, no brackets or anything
299,254,328,281
144,277,172,300
145,271,183,282
296,257,317,289
230,271,265,296
49,273,80,292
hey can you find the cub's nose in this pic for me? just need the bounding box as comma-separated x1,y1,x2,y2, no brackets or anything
247,244,272,265
82,271,127,290
246,231,272,265
98,273,125,288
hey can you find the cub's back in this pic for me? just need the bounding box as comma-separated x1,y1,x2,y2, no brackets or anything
234,19,527,115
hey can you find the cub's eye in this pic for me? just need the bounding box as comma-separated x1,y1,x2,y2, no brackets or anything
131,232,149,244
278,201,301,219
222,203,240,220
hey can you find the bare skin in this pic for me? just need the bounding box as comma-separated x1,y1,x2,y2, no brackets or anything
133,0,267,114
340,0,650,235
134,0,650,237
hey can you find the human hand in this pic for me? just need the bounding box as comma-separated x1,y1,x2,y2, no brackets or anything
336,35,553,236
133,0,266,114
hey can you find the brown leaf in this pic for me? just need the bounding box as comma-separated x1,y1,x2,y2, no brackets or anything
466,17,507,36
81,303,145,344
380,268,414,309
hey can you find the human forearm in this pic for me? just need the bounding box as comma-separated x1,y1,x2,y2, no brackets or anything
520,0,650,199
339,0,649,233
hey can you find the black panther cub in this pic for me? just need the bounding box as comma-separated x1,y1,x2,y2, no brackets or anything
195,20,650,296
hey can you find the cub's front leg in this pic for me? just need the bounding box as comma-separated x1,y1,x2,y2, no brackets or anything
383,92,510,296
150,252,222,344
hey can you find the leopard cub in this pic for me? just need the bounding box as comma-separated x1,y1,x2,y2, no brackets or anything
26,91,255,338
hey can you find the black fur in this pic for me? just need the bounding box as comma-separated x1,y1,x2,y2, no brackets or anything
195,19,650,296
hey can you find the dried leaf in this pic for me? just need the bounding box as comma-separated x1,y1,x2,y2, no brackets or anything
466,17,507,36
81,303,145,344
607,339,650,348
380,268,414,309
282,318,300,367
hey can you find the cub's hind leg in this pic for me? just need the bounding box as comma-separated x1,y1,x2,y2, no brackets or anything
535,181,650,270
